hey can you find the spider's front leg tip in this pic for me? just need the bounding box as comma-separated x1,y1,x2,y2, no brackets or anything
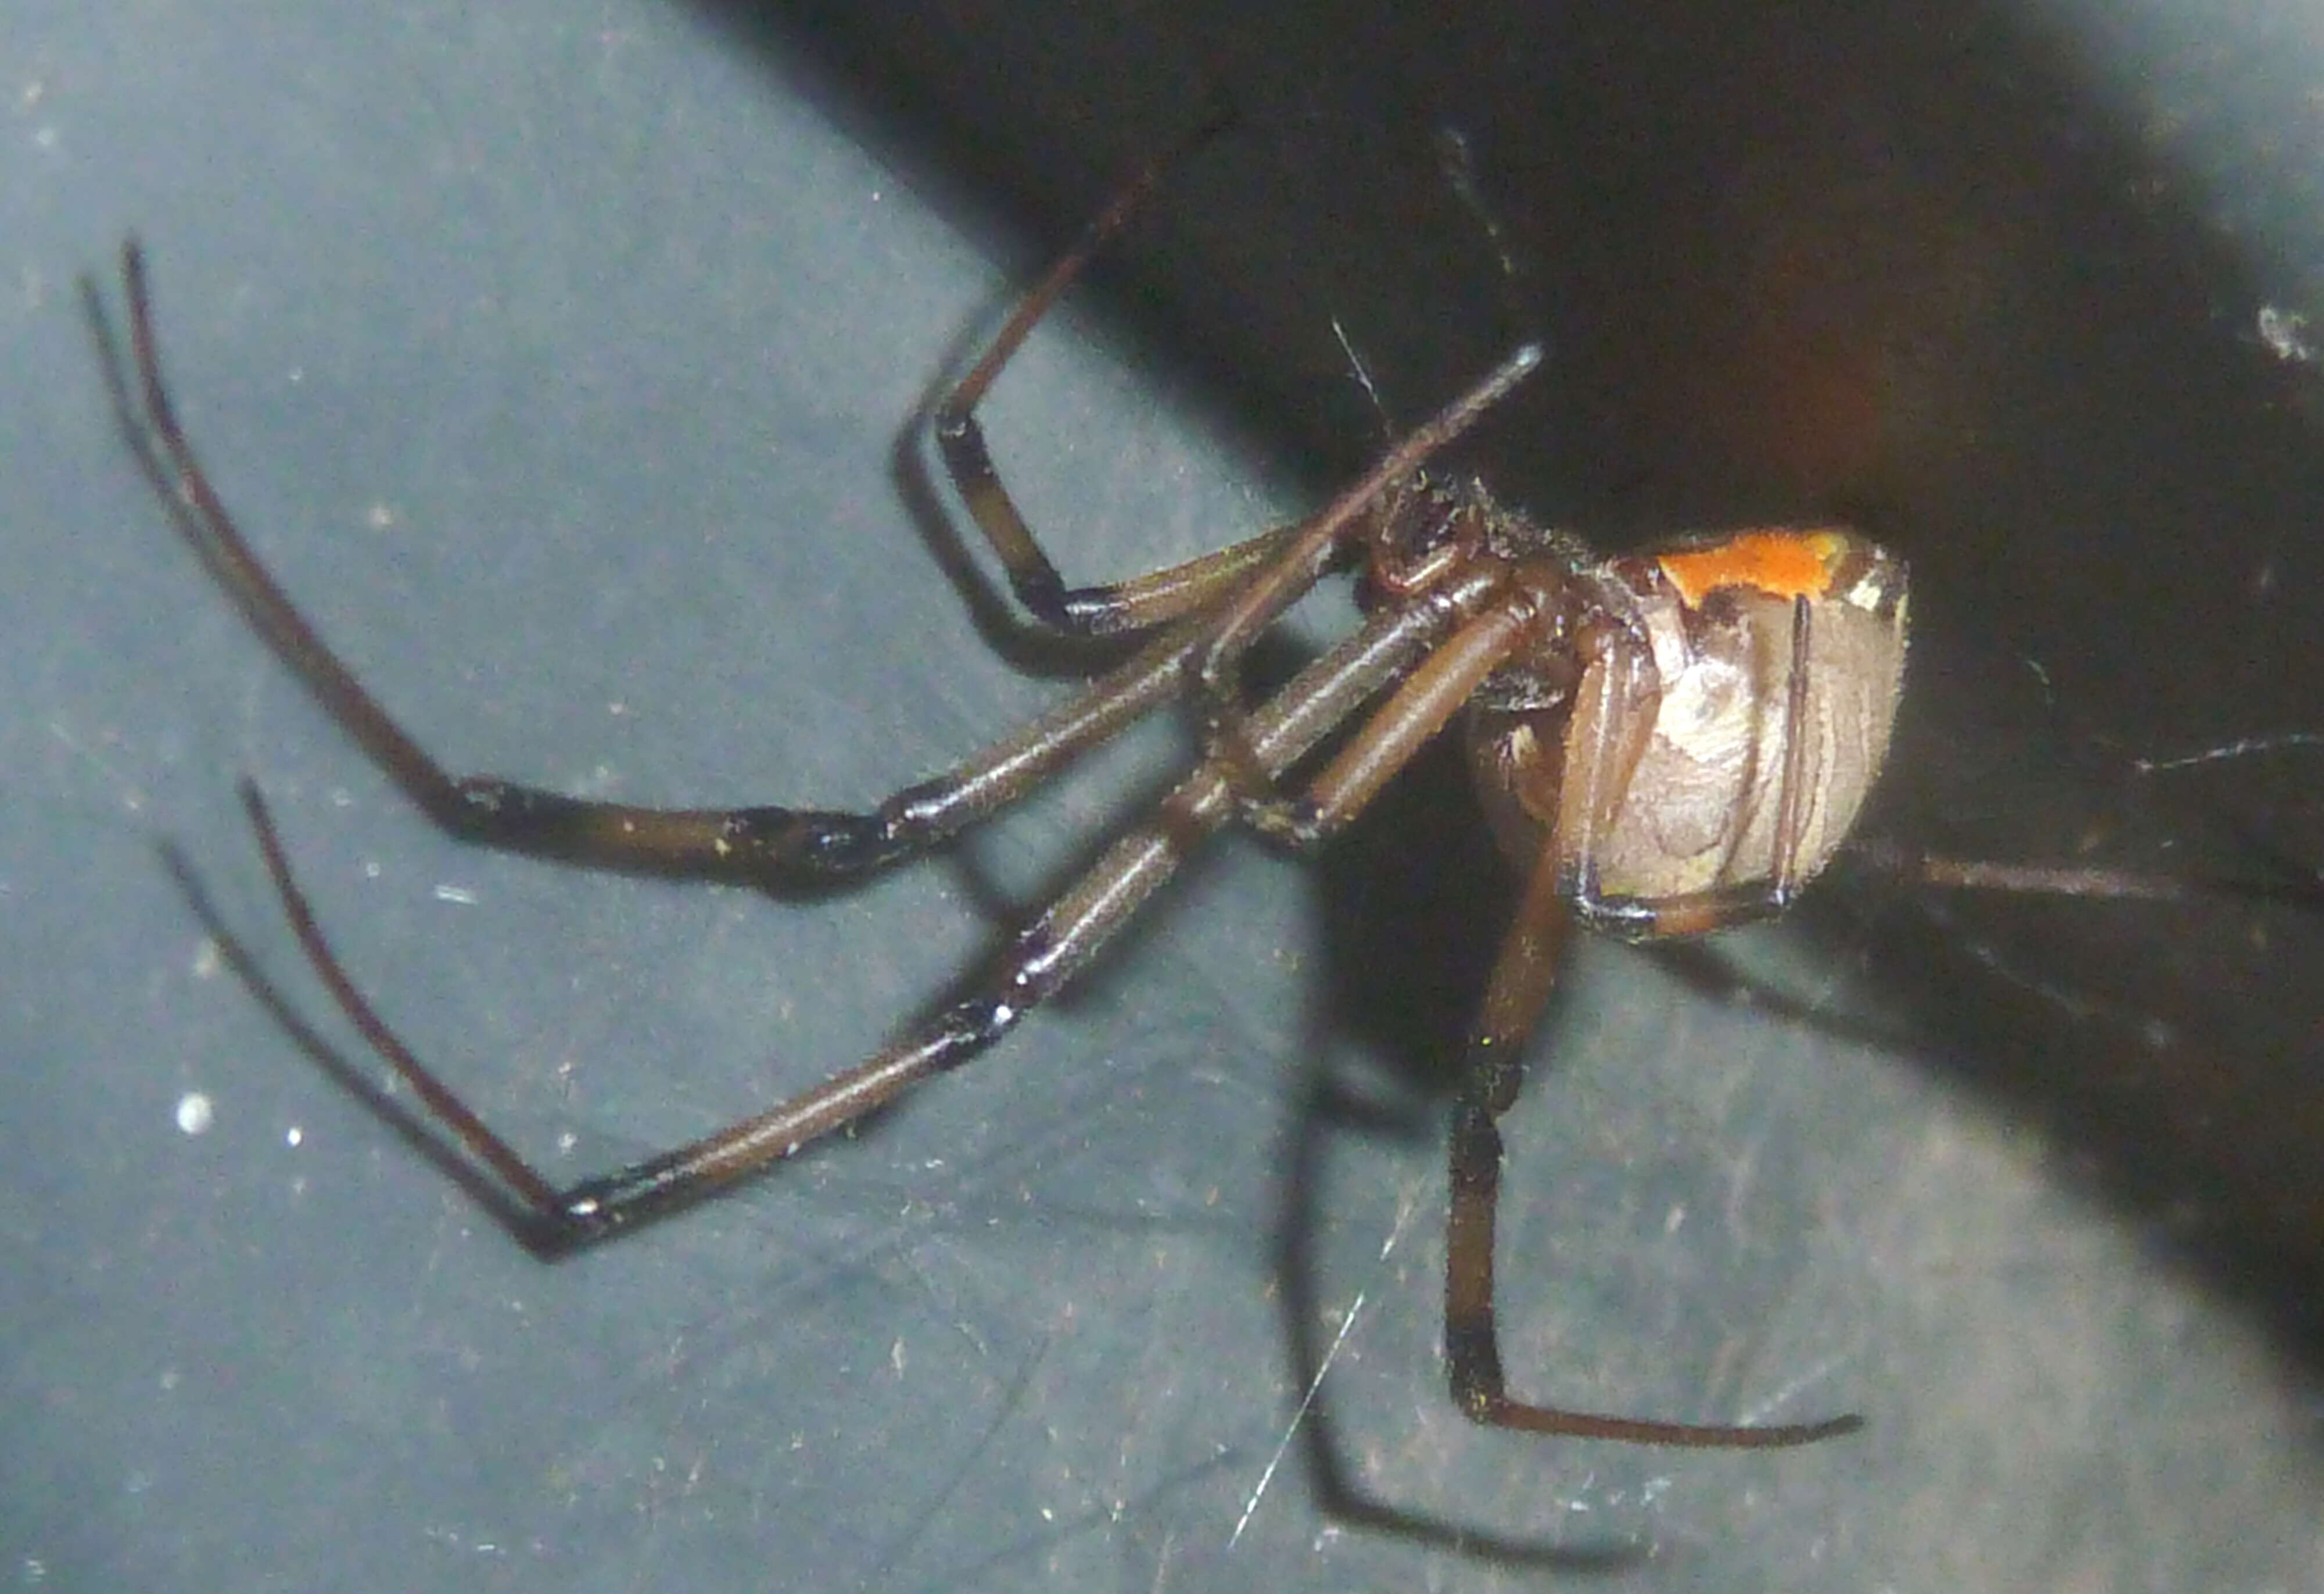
1483,341,1547,393
1748,1408,1866,1449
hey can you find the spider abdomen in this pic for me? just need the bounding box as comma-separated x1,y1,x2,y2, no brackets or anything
1470,527,1908,927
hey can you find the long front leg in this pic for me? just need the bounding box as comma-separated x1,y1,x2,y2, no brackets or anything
930,108,1264,639
1193,343,1543,833
239,592,1475,1252
85,243,1221,889
1443,840,1865,1446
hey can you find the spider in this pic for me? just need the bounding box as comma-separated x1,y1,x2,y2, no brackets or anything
83,142,2292,1455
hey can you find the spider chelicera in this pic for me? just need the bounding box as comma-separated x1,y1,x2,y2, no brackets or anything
84,144,2298,1453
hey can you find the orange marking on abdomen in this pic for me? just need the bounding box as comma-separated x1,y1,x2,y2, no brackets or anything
1655,528,1849,607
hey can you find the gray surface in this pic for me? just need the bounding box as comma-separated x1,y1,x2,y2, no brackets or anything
8,3,2324,1591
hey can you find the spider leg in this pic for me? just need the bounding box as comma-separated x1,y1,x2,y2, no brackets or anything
1443,834,1865,1447
240,586,1489,1249
1196,343,1544,843
931,107,1258,639
1229,577,1548,846
1841,843,2324,913
1566,595,1819,941
85,243,1230,889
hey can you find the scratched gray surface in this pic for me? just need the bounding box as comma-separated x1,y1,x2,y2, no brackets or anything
9,2,2324,1591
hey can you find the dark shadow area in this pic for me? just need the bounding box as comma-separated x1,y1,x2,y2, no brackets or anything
709,0,2324,1385
676,0,2324,1574
1271,1074,1652,1572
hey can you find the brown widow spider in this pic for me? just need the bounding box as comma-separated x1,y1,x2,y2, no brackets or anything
82,141,2309,1455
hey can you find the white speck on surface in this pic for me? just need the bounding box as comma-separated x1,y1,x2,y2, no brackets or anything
432,883,479,905
175,1092,214,1135
190,937,223,979
285,1125,303,1148
2258,303,2316,364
